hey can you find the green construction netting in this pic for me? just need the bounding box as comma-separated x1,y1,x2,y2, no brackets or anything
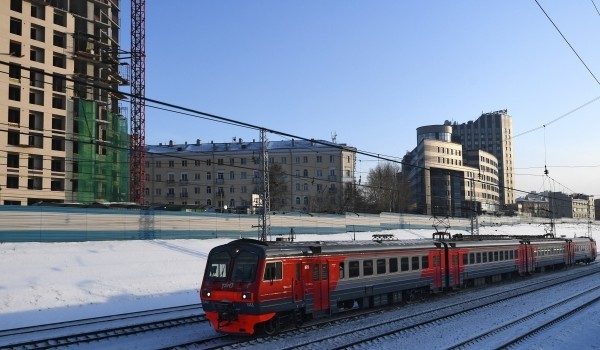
76,99,129,203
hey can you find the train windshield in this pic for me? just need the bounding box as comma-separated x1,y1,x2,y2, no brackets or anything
205,249,259,283
205,251,231,282
232,251,259,283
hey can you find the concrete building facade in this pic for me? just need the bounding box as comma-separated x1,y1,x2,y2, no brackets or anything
450,109,516,207
145,139,357,213
1,0,128,206
403,125,500,217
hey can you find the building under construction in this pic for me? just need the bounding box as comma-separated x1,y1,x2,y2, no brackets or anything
1,0,129,205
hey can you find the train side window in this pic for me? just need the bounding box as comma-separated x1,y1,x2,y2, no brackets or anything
339,263,345,279
476,252,481,264
321,264,328,280
389,258,398,273
463,254,468,265
263,261,282,281
494,251,499,261
376,259,386,274
313,265,319,281
421,256,429,269
469,253,475,264
500,251,504,260
349,261,359,278
411,256,419,270
482,252,488,263
363,260,373,276
510,250,514,259
488,252,493,262
401,257,409,271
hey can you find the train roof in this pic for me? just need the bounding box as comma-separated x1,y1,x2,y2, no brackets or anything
214,235,595,258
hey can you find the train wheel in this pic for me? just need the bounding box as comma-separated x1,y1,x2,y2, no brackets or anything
262,315,280,336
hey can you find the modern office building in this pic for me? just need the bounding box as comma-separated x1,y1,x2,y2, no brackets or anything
145,139,357,213
403,124,500,217
449,109,516,207
1,0,128,205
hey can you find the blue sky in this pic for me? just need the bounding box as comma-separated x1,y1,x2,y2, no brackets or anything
121,1,600,198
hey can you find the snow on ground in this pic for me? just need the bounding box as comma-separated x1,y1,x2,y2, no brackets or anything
0,222,597,333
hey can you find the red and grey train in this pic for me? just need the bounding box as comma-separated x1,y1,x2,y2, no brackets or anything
200,234,596,335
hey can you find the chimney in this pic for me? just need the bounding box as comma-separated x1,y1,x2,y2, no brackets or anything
169,140,173,146
196,139,201,145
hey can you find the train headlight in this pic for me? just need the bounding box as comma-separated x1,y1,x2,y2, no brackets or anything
241,292,252,300
202,290,211,298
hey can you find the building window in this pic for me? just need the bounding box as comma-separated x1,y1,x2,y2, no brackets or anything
28,177,43,190
31,3,45,19
52,53,66,68
9,85,21,101
51,114,65,130
9,64,21,81
29,111,43,130
51,179,64,191
29,46,45,63
8,129,20,146
52,136,65,151
206,186,212,194
181,160,187,167
50,157,65,172
10,40,22,57
303,156,308,163
52,74,66,92
8,108,20,124
54,10,66,26
53,31,66,48
29,89,44,105
30,24,45,42
10,18,22,36
11,0,22,12
52,94,66,109
7,153,19,168
7,175,19,189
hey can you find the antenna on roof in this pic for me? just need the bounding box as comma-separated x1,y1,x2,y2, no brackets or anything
331,131,337,143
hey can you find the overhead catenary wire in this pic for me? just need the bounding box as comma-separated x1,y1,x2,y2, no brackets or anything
534,0,600,87
0,62,591,209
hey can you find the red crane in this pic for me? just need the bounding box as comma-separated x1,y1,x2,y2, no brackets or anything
130,0,146,204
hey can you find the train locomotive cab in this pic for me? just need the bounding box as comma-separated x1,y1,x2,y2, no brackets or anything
200,239,270,335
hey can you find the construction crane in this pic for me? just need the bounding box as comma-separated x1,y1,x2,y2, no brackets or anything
129,0,146,204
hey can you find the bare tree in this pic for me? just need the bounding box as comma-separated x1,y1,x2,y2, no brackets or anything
364,162,402,212
269,163,288,210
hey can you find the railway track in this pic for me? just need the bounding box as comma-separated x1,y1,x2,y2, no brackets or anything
447,285,600,349
176,263,600,350
0,304,205,350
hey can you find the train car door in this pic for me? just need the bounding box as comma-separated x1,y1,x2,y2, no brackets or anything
293,262,304,303
311,260,330,312
432,249,443,289
450,250,461,288
566,240,574,265
518,242,528,275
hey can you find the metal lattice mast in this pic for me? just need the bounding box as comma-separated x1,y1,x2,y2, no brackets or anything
259,129,271,241
130,0,146,204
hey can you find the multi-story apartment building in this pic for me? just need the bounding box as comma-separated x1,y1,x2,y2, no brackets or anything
145,139,357,213
450,109,516,207
1,0,128,206
403,125,500,217
547,192,595,220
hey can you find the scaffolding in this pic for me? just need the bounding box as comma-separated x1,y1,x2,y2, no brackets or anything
76,99,129,203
